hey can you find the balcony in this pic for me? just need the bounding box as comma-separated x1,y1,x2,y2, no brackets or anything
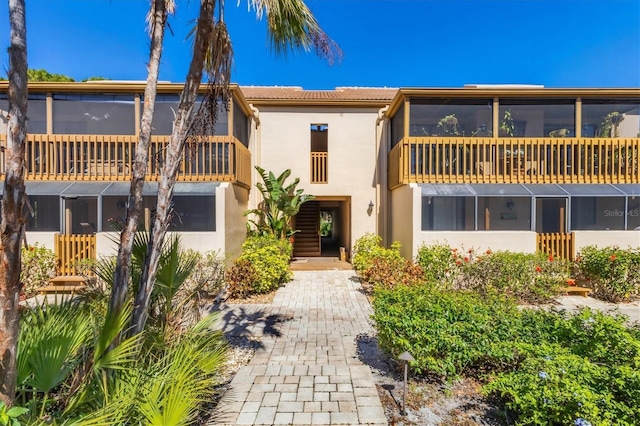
0,134,251,188
310,151,328,184
389,137,640,189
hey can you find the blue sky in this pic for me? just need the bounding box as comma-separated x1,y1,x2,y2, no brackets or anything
1,0,639,89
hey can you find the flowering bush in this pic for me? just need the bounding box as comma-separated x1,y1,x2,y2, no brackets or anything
459,250,570,303
575,246,640,302
485,309,640,425
414,244,569,303
485,346,638,425
20,244,57,297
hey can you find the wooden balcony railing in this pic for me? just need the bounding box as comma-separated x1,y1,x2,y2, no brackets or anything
0,134,251,189
389,137,640,189
311,151,328,183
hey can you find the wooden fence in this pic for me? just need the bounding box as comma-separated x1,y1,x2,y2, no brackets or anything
54,233,96,276
537,232,575,261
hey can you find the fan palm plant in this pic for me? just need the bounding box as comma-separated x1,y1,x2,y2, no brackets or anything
17,301,92,416
16,240,226,423
15,299,139,422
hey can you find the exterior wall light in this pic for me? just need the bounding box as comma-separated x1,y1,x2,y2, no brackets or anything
506,199,515,210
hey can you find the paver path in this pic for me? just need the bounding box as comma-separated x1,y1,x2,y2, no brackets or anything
213,270,387,425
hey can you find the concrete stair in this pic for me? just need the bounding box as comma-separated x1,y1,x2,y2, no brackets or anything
293,201,321,257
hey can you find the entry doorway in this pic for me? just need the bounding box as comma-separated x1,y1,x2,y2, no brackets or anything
63,197,98,235
292,196,351,258
536,198,567,233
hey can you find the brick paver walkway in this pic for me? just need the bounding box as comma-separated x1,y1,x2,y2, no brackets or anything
213,270,387,425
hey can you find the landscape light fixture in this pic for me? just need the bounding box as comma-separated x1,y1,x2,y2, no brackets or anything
398,351,415,416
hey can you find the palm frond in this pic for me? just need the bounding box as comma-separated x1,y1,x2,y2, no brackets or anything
248,0,342,63
205,19,233,86
93,301,138,370
18,301,92,393
138,314,227,425
154,235,200,319
145,0,176,36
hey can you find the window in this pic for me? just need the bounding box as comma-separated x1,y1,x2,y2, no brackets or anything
390,102,405,147
571,197,625,230
0,94,46,134
499,99,575,137
628,197,640,230
27,196,59,231
421,196,474,230
53,94,135,134
310,124,328,184
101,195,158,231
171,196,215,231
477,197,531,230
410,98,493,137
150,95,228,136
233,99,248,146
581,99,640,138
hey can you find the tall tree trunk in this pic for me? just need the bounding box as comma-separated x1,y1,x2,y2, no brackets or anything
0,0,27,406
131,0,215,335
109,0,166,325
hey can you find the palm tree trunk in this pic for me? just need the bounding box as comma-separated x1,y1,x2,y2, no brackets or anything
0,0,28,406
109,0,167,324
131,0,215,335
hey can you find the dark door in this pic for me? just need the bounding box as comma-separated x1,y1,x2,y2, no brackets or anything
536,198,567,233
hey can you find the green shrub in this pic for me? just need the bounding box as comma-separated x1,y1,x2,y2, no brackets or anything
20,244,56,297
184,250,226,297
415,243,459,288
372,282,640,424
226,259,258,298
237,235,292,294
575,246,640,302
372,285,523,378
485,347,620,426
352,233,403,279
486,338,640,425
352,233,383,274
552,308,640,368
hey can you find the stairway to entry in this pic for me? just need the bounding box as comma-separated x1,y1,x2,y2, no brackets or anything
293,201,320,257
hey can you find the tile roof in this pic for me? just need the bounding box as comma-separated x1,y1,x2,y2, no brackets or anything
240,86,397,102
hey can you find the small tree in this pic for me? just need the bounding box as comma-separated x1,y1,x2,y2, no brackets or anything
245,167,314,239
